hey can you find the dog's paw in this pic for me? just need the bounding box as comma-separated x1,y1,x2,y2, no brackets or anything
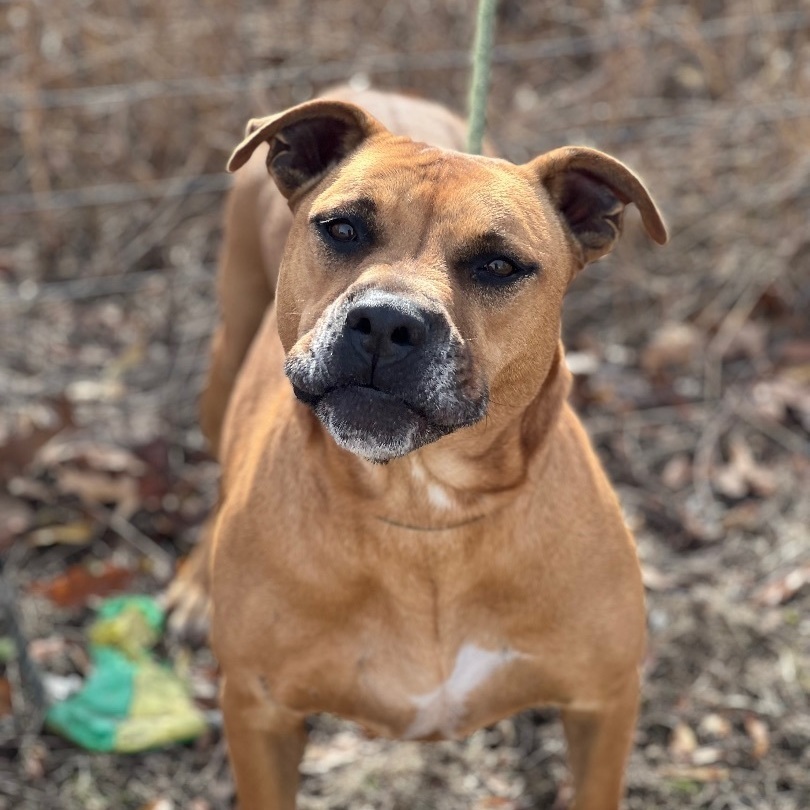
163,542,212,646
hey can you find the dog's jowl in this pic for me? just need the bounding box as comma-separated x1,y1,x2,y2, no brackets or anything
177,87,667,810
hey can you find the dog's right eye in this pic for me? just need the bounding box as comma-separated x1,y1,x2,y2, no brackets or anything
313,212,372,254
325,219,357,243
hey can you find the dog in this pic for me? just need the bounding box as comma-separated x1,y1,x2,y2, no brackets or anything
173,86,667,809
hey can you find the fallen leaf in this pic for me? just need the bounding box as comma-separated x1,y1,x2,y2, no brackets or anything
6,475,53,503
37,440,146,476
722,502,764,531
751,376,810,431
565,351,600,377
753,564,810,607
0,677,11,717
28,636,70,665
744,715,770,760
27,520,95,547
133,437,173,504
22,742,47,780
661,453,692,490
66,378,126,403
22,440,149,532
29,562,134,608
300,743,360,775
54,467,140,517
691,746,724,765
698,713,732,740
641,564,678,592
0,397,73,484
483,774,520,798
713,433,777,499
641,322,702,375
475,799,517,809
669,721,698,762
659,765,730,782
0,493,35,552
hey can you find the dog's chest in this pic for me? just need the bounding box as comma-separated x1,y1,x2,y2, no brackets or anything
215,478,550,739
399,642,523,739
244,571,534,740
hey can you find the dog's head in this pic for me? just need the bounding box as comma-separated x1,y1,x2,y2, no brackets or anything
228,99,667,463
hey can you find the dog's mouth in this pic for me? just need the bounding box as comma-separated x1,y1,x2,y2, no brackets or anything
292,383,484,463
294,383,424,417
285,289,489,462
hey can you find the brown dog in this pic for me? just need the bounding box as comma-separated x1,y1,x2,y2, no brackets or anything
181,86,666,809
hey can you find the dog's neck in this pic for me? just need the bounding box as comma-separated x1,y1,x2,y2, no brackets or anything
418,344,571,486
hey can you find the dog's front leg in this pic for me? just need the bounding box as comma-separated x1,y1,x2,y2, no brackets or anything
560,673,640,810
221,674,308,810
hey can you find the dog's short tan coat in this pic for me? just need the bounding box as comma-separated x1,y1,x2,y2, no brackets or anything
175,87,666,809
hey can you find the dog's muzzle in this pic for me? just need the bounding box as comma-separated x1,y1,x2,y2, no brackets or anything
285,290,488,462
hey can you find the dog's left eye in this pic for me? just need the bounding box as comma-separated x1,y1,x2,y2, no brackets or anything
482,258,517,278
325,219,357,243
467,254,536,288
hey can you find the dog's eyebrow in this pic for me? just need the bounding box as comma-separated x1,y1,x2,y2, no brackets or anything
310,196,378,223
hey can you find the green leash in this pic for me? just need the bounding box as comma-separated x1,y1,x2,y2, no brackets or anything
466,0,499,155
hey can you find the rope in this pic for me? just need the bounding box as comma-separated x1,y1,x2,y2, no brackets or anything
466,0,498,155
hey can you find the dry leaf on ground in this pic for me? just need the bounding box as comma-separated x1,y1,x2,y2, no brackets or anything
641,322,702,375
0,397,74,483
753,564,810,607
669,721,698,762
27,520,95,548
660,764,730,782
713,433,777,499
744,715,770,760
29,562,135,608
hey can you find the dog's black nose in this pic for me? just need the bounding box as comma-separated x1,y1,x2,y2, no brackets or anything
345,299,430,364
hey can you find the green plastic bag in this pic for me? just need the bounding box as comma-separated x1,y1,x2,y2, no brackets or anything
46,595,207,752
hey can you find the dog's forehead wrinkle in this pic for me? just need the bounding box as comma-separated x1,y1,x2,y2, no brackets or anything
338,145,517,202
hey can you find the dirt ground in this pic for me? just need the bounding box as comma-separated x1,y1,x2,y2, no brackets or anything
1,1,809,808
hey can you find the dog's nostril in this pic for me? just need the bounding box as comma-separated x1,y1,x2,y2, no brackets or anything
390,326,411,346
353,316,372,335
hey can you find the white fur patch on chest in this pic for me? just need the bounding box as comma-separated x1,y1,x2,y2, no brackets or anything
404,644,521,739
410,458,456,512
426,482,454,511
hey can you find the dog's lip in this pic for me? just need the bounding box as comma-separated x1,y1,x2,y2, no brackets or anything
292,383,482,430
294,382,424,417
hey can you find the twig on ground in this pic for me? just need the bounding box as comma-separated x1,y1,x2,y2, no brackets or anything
737,406,810,457
104,510,174,581
703,261,783,400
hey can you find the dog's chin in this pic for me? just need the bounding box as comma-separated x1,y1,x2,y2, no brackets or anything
308,386,448,463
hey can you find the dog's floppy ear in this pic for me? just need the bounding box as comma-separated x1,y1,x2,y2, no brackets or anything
526,147,667,267
227,100,385,200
